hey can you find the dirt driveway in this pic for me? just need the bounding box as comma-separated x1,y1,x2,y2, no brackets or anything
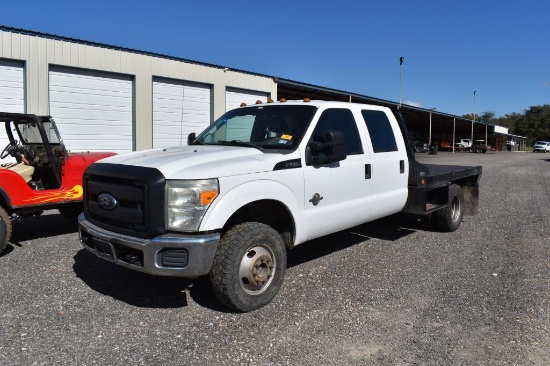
1,151,549,365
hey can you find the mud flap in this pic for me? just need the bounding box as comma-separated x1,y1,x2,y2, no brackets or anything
462,183,479,216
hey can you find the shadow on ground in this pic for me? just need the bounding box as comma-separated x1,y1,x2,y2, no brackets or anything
72,213,420,312
10,212,78,242
72,250,222,310
1,212,78,258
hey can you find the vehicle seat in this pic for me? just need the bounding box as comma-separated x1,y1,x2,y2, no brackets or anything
265,116,288,138
4,162,35,182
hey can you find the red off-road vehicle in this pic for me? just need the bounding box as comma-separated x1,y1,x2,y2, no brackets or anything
0,112,115,253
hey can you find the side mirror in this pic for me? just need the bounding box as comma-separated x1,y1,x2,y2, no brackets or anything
307,130,347,166
187,132,197,145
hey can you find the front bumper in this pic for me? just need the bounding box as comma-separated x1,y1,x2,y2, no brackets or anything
78,214,220,277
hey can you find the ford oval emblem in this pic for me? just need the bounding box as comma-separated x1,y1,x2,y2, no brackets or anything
97,193,118,211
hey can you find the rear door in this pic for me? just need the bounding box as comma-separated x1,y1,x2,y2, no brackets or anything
360,109,409,220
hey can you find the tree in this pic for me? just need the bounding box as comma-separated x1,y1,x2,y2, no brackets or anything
523,105,550,141
495,112,523,135
479,112,495,124
461,111,495,123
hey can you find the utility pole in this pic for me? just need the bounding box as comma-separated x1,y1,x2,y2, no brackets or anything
471,90,477,143
399,57,404,108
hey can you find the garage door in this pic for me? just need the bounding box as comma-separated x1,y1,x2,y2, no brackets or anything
49,68,133,153
226,88,269,112
0,60,25,113
0,60,25,162
153,79,211,148
225,88,269,142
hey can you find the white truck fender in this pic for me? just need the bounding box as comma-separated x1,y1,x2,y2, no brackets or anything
199,179,307,244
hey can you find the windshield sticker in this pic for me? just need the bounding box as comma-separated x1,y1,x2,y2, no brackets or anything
280,134,292,140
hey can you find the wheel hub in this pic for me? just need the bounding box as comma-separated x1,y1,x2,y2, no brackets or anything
239,246,275,294
249,254,273,286
450,195,461,222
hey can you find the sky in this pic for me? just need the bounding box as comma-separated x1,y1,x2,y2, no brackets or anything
1,0,549,118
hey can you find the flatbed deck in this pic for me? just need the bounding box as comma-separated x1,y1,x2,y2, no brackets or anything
418,163,482,187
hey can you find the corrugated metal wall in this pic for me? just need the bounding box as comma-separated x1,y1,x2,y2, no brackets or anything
0,29,277,150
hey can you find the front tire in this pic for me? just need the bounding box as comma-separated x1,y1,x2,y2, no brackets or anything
436,184,464,232
210,222,287,312
0,206,12,253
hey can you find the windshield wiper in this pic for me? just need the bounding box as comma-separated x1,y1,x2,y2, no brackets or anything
218,140,264,151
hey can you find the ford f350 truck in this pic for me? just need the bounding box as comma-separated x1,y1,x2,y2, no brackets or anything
78,100,481,311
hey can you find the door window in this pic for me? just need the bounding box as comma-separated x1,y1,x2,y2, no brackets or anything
311,108,363,155
361,110,397,153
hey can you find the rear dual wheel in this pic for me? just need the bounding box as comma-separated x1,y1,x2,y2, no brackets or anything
436,184,464,232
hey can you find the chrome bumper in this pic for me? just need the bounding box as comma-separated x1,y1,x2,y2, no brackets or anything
78,214,220,277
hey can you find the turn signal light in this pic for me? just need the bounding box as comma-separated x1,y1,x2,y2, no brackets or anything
200,190,218,206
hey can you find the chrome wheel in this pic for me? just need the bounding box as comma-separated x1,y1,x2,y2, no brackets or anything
450,194,462,223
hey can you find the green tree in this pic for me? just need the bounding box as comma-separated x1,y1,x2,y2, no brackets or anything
461,111,495,123
495,112,523,135
523,104,550,141
479,112,495,124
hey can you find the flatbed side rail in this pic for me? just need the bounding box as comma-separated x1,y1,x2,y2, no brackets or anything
402,175,480,217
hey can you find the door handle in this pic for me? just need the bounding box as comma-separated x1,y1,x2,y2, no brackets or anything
400,160,405,174
365,164,371,179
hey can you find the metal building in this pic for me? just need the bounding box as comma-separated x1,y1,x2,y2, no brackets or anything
0,26,277,153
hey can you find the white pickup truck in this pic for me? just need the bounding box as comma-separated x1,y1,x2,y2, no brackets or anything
79,100,481,311
455,138,472,150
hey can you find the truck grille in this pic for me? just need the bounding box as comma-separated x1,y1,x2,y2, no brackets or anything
83,163,166,239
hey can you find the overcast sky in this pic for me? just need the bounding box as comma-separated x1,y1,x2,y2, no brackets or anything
1,0,548,118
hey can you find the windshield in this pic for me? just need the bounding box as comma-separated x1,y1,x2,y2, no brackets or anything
196,104,317,151
15,120,61,144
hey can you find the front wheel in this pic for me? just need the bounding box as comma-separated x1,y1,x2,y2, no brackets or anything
0,206,12,254
436,184,464,232
210,222,287,312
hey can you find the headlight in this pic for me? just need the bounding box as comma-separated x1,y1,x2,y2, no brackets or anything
166,179,219,232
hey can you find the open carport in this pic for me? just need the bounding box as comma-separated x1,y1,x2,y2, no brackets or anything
276,79,526,152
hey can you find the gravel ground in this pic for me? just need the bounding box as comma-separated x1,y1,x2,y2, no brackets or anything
1,151,549,365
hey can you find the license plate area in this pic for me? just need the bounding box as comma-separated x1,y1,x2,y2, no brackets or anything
93,238,116,262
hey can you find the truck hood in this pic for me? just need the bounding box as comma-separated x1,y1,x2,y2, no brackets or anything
98,145,292,179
